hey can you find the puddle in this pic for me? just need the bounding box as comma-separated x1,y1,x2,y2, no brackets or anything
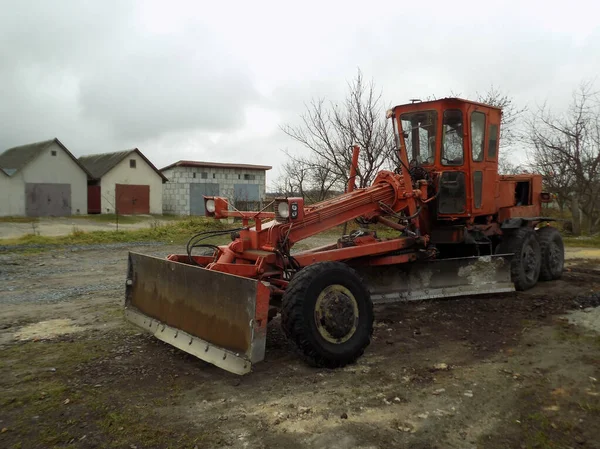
14,318,83,341
566,307,600,333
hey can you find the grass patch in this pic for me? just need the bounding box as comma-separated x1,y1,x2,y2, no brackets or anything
0,216,39,223
97,408,206,448
70,213,147,224
0,330,225,449
0,339,109,373
0,217,230,249
563,234,600,248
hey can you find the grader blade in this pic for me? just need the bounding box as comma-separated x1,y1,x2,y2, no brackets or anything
364,255,514,303
124,252,270,375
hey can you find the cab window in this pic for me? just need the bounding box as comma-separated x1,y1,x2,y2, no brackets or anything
488,124,499,159
471,111,485,162
441,110,463,166
400,110,438,165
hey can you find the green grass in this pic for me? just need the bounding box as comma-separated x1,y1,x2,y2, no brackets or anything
0,330,221,449
71,213,187,224
0,216,39,223
70,213,147,224
0,214,190,225
563,234,600,248
0,217,229,249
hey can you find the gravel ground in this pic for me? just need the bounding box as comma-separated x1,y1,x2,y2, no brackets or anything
0,242,599,448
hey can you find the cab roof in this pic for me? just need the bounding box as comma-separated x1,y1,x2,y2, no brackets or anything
392,97,502,112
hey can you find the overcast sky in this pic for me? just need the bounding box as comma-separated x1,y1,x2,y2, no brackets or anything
1,0,599,187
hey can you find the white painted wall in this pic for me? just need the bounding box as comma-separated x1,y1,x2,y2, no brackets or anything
0,141,88,216
0,172,24,216
100,152,163,214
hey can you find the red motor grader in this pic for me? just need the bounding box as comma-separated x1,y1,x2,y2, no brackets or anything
124,98,564,375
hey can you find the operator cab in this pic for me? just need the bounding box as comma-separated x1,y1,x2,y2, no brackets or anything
389,98,501,220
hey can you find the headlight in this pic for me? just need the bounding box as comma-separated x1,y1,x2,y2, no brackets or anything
205,199,216,213
277,201,289,219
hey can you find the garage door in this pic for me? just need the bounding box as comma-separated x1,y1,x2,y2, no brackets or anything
25,183,71,217
190,183,219,215
234,184,260,210
116,184,150,214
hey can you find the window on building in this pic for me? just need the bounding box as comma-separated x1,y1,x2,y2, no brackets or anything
201,172,208,179
244,174,256,181
51,150,57,156
238,174,241,180
488,124,499,159
193,173,196,178
471,111,486,162
213,173,216,179
130,159,136,168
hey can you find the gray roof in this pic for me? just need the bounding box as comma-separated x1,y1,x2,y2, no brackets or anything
0,138,92,177
79,149,168,182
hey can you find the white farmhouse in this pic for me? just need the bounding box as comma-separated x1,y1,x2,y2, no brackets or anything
79,149,167,215
0,138,90,217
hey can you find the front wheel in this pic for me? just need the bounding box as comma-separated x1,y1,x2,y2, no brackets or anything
281,262,374,368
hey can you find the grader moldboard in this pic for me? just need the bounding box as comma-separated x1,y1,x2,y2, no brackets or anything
125,98,564,375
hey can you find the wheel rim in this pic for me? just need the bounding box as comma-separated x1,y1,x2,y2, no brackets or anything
314,284,359,344
522,243,538,283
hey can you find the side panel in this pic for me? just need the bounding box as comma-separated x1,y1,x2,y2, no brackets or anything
116,184,150,214
190,183,220,215
25,183,71,217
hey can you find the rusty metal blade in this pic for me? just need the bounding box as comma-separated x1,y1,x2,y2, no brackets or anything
360,255,514,303
124,252,270,375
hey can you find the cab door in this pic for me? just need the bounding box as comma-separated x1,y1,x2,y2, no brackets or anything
468,107,499,216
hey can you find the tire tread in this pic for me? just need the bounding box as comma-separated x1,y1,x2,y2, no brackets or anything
281,262,373,368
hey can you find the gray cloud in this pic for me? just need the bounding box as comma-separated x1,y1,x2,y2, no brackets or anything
0,0,598,187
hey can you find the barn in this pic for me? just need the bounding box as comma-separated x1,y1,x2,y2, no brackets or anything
79,149,167,215
0,138,91,217
161,160,271,215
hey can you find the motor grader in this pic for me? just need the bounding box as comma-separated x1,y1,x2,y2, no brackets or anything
124,98,564,375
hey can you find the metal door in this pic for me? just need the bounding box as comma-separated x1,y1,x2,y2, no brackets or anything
233,184,260,210
87,185,101,214
190,183,220,215
25,183,71,217
116,184,150,214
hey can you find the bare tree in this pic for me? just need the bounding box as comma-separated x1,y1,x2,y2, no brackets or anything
476,85,527,149
497,158,523,175
274,155,343,203
526,81,600,234
281,69,394,195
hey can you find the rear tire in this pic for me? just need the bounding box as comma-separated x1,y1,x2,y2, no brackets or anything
496,227,541,291
281,262,374,368
537,226,564,281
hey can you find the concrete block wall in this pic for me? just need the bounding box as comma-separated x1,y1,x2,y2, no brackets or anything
162,166,267,215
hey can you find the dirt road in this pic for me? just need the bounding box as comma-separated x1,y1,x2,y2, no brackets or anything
1,244,599,449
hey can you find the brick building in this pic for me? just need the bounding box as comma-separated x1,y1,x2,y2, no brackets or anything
160,161,271,215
